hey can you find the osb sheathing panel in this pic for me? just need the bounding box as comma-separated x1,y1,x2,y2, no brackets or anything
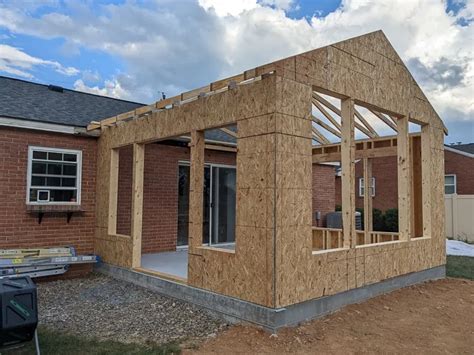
94,76,280,284
275,76,446,308
190,114,278,306
287,30,445,130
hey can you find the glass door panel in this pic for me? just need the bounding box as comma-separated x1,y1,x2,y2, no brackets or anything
210,166,236,244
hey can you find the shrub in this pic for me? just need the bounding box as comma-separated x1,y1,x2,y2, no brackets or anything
384,208,399,232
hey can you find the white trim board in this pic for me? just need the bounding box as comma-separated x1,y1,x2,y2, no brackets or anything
444,145,474,159
0,116,99,137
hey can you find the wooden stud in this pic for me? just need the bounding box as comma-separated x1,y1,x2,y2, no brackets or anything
421,124,432,238
189,130,205,254
341,98,356,248
131,143,145,268
363,157,373,244
397,116,410,241
108,148,119,234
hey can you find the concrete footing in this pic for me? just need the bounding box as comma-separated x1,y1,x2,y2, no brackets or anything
95,263,445,332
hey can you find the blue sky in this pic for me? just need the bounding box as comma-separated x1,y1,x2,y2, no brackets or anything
0,0,472,143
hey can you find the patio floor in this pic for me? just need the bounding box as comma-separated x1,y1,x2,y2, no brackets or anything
141,244,235,280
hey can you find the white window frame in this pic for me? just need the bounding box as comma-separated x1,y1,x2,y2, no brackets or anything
444,174,456,195
359,177,375,197
26,146,82,205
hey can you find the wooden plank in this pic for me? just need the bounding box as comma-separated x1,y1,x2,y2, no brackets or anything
363,157,373,244
108,148,119,234
312,126,330,144
205,144,237,152
156,95,180,109
341,98,356,248
354,108,378,137
131,143,145,268
421,124,432,238
411,136,423,238
312,99,342,130
312,145,397,163
134,105,154,116
181,85,210,101
189,130,205,255
312,115,341,138
369,108,398,132
219,127,238,138
397,116,410,241
210,73,245,91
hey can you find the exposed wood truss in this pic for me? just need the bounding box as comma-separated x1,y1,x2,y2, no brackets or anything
312,133,421,163
311,91,403,143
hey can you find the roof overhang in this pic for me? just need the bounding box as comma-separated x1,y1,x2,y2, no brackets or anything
0,116,100,137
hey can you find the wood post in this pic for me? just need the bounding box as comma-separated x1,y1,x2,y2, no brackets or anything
421,124,432,238
131,143,145,268
363,157,373,244
108,148,119,235
341,98,356,248
189,130,205,254
397,117,411,241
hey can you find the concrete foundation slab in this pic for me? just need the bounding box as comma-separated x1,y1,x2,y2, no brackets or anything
95,262,445,332
141,250,188,279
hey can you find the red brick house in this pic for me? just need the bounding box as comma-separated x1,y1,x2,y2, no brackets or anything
0,76,143,276
335,143,474,212
0,75,339,277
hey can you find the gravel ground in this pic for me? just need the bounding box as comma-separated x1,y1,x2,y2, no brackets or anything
37,273,227,345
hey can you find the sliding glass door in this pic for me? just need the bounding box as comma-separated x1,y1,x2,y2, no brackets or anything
210,166,236,244
177,163,235,247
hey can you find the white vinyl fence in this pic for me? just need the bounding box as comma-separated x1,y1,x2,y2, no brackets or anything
445,194,474,243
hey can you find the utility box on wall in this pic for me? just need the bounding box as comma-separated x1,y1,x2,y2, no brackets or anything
0,276,38,347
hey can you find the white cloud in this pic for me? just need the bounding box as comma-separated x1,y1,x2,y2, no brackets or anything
73,78,130,100
0,44,79,78
0,0,472,141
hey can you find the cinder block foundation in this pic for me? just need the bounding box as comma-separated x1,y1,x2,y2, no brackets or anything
95,262,445,332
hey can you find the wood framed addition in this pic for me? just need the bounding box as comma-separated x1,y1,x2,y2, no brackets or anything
90,31,447,315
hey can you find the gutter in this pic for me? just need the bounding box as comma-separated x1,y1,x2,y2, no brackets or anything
0,116,100,137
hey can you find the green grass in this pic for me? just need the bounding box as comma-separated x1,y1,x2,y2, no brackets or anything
2,327,181,355
446,255,474,280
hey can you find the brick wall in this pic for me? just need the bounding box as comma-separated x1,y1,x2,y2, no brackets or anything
116,143,236,254
312,164,336,227
444,150,474,194
0,127,97,278
335,150,474,211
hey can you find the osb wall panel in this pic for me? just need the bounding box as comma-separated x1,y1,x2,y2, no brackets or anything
189,113,277,307
95,75,279,305
275,76,446,307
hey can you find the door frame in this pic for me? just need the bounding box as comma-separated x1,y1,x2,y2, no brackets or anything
177,160,236,249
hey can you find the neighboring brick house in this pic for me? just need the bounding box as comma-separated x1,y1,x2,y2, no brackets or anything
0,76,144,277
0,75,338,275
335,144,474,212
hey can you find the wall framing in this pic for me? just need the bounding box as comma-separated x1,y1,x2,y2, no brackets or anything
93,30,446,310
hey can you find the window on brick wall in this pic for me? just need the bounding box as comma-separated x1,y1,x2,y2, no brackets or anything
444,175,456,194
358,177,375,197
27,146,82,204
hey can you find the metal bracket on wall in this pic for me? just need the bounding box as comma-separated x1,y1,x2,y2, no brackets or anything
37,212,44,225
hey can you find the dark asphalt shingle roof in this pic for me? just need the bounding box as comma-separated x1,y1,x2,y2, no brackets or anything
446,143,474,155
0,75,235,144
0,76,145,127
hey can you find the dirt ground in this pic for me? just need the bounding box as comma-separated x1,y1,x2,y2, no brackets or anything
187,278,474,354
